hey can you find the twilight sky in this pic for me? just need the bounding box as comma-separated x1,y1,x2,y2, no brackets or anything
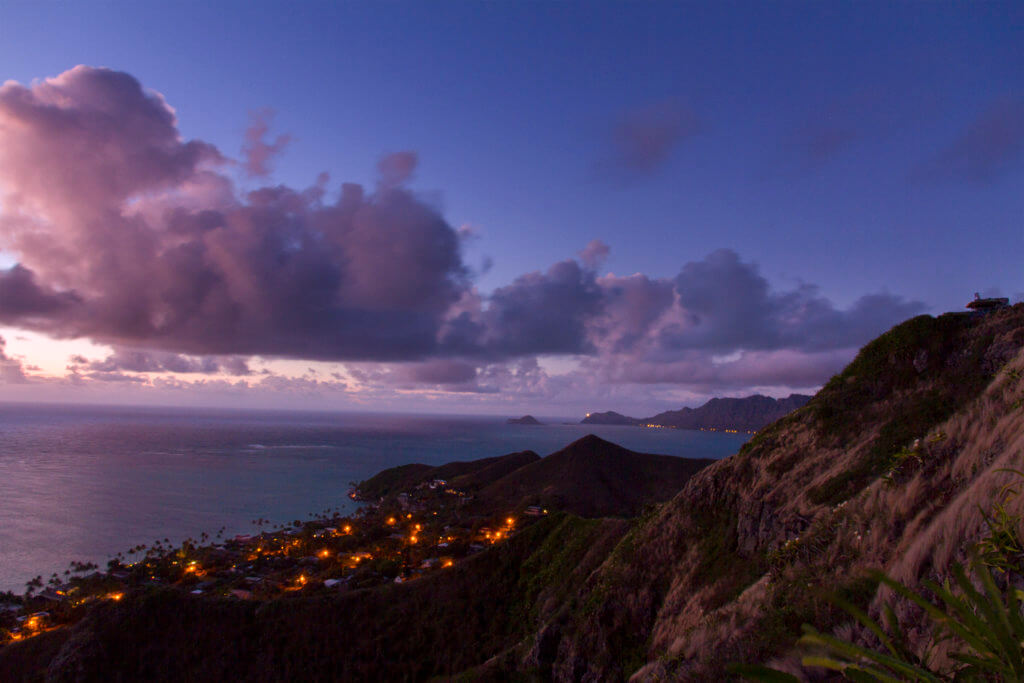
0,2,1020,416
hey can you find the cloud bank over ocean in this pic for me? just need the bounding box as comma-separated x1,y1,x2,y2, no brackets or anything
0,66,925,408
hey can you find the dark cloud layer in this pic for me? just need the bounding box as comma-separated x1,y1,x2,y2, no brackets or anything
441,248,922,361
0,67,926,397
479,259,605,357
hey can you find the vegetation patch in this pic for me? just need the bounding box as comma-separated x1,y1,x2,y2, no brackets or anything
807,314,999,506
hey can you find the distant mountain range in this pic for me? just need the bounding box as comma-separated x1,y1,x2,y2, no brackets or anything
582,394,812,432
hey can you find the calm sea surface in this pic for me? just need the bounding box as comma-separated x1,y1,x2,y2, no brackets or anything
0,403,748,593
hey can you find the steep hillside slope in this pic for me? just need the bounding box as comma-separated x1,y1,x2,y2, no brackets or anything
478,434,716,518
533,307,1024,680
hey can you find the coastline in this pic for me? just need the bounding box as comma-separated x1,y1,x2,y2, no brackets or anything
0,406,748,593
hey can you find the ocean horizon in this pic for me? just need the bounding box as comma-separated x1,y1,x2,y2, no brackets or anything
0,402,748,593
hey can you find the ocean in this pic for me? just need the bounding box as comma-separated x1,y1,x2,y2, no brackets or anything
0,402,748,593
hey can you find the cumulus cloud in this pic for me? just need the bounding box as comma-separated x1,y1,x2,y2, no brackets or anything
68,348,251,376
254,372,348,394
0,67,926,401
577,251,923,391
0,265,80,319
578,239,610,269
442,248,921,363
425,248,923,395
377,151,418,188
475,259,604,357
599,99,701,179
585,249,923,370
0,335,28,384
348,357,553,396
241,109,292,177
445,249,920,392
66,362,344,395
0,66,469,361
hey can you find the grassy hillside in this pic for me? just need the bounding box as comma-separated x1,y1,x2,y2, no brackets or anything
534,306,1024,680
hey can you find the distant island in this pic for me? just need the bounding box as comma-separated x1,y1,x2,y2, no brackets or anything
506,415,542,425
580,410,638,426
582,393,812,432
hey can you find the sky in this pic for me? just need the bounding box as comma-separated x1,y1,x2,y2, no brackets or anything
0,1,1020,416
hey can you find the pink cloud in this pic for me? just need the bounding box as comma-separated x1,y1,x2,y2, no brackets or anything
578,239,610,269
377,151,418,188
0,67,469,361
241,109,292,177
0,67,928,404
0,335,28,384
